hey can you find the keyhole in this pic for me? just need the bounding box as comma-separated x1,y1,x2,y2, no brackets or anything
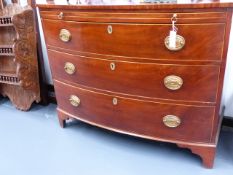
107,25,113,34
113,98,118,105
110,62,116,71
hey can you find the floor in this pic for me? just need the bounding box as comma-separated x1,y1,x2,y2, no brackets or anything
0,98,233,175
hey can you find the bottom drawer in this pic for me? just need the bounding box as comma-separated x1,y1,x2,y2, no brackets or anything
54,80,215,143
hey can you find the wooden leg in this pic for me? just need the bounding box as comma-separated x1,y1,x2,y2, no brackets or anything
57,108,69,128
58,116,66,128
177,144,216,168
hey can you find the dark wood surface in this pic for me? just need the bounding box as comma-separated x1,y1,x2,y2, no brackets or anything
54,80,215,143
177,144,216,168
48,49,220,103
38,1,233,168
43,19,225,61
40,10,227,23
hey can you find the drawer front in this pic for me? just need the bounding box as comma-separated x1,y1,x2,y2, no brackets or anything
54,80,215,143
40,11,227,23
42,19,225,61
48,50,220,103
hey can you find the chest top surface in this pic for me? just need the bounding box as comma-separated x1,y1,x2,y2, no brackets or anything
36,0,233,10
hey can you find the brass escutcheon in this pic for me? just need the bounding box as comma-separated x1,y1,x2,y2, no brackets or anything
107,25,113,34
164,75,183,91
59,29,71,42
163,115,181,128
110,62,116,71
164,35,185,51
69,95,81,107
64,62,76,75
113,97,118,105
58,12,64,19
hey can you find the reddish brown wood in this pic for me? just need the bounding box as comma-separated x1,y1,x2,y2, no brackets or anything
48,45,223,66
40,10,227,23
54,80,215,143
37,1,233,168
0,2,40,110
42,19,225,61
177,144,216,168
48,50,220,103
57,108,69,128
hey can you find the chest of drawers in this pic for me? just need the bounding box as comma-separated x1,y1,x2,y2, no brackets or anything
37,0,233,168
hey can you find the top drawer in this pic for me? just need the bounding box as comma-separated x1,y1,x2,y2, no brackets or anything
42,19,225,61
40,11,227,24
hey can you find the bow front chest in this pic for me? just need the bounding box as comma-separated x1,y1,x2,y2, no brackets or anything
37,0,233,168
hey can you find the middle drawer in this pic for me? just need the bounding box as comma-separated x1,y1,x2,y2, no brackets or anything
48,50,220,103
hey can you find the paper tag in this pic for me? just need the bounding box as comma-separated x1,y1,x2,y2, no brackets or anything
169,30,176,48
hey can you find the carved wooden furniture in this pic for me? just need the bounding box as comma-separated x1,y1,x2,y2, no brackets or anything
0,0,40,110
37,0,233,168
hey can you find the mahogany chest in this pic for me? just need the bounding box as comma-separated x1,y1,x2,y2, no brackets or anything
37,0,233,168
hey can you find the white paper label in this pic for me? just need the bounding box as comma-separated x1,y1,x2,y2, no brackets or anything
169,30,177,48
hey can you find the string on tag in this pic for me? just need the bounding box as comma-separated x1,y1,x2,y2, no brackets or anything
171,13,178,32
169,14,178,48
172,20,178,32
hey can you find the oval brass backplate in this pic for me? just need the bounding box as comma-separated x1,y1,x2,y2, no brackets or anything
163,115,181,128
64,62,76,75
69,95,80,107
164,75,183,91
59,29,71,42
164,35,185,51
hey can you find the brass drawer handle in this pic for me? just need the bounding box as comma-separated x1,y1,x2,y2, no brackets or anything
64,62,76,75
59,29,71,42
58,12,64,19
113,97,118,105
163,115,181,128
107,25,113,34
164,35,185,51
110,62,116,71
69,95,81,107
164,75,183,91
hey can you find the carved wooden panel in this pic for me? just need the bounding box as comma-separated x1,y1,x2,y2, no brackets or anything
0,0,40,110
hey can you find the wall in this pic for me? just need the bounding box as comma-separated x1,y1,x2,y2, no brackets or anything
222,17,233,117
36,9,53,85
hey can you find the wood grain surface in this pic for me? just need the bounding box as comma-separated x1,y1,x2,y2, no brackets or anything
48,49,220,103
43,19,225,60
38,1,233,168
54,80,215,143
